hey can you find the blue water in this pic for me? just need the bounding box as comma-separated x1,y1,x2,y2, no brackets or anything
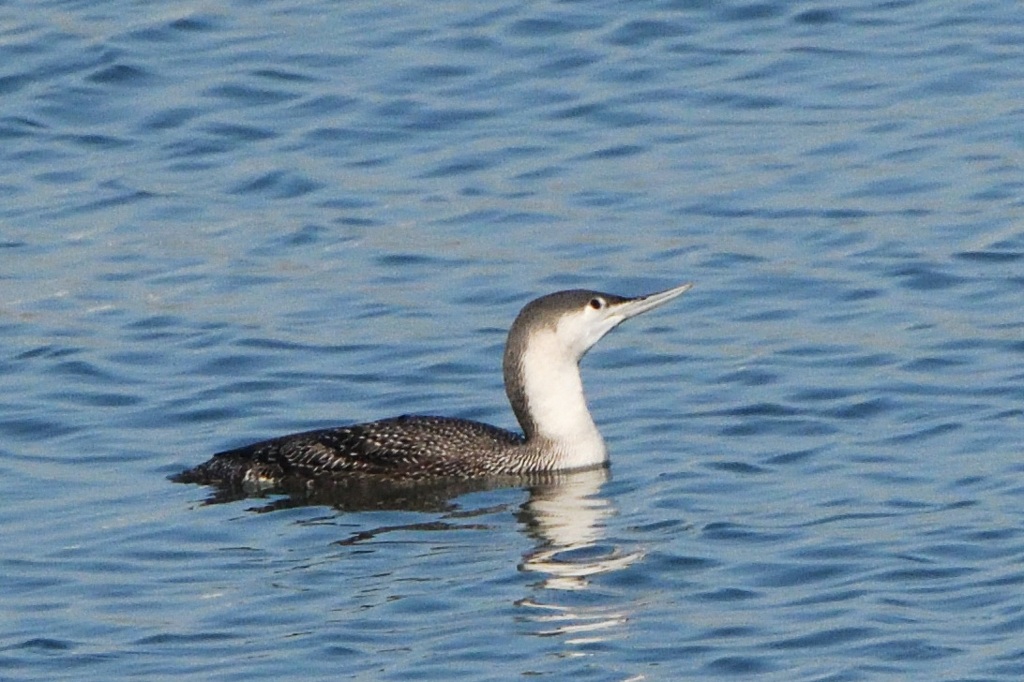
2,0,1023,679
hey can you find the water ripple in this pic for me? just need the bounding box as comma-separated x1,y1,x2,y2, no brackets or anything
2,0,1023,679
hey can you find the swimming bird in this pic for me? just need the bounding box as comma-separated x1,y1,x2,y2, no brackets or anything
172,283,693,489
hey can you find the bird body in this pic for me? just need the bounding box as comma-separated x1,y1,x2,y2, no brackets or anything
173,284,692,490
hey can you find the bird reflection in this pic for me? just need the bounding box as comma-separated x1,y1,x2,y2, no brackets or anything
518,467,642,589
515,467,643,654
193,472,516,513
188,466,640,656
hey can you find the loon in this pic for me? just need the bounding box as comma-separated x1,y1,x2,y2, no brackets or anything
172,283,692,489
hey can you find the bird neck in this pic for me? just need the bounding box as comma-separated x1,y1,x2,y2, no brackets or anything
503,329,608,470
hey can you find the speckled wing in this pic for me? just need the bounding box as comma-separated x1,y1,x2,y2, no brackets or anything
173,415,525,486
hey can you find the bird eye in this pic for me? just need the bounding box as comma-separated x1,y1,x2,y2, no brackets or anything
589,297,605,310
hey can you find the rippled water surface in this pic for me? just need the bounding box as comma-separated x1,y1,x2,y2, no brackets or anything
3,0,1023,680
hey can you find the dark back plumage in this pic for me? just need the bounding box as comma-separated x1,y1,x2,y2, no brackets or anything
172,415,527,486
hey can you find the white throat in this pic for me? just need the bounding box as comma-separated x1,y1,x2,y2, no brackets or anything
517,328,607,470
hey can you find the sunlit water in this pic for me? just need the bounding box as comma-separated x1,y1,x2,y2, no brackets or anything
2,1,1023,680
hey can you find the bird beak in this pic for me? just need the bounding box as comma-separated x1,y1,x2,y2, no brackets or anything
613,283,694,320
